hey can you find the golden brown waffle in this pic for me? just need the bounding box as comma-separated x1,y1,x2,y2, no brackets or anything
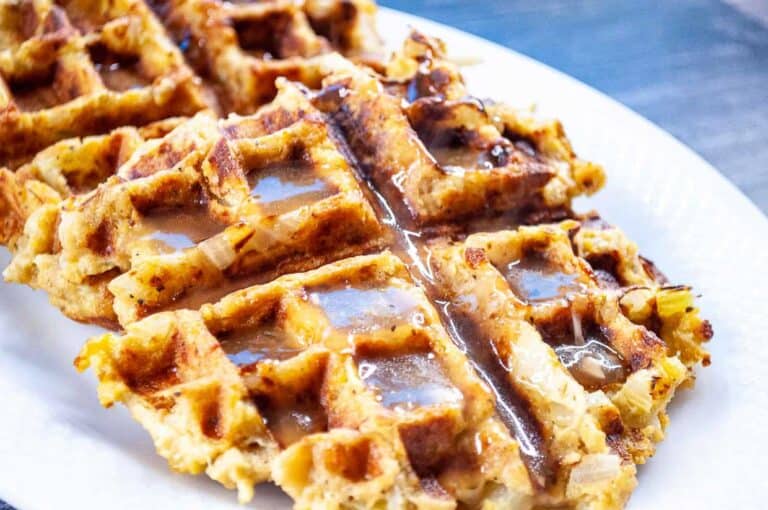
314,32,604,228
0,0,210,165
72,57,707,509
429,219,711,464
0,116,205,324
572,213,712,370
152,0,382,113
0,115,196,325
77,251,638,508
4,80,386,327
0,16,711,509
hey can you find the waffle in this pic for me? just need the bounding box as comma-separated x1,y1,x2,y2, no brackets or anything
0,10,712,509
0,117,209,325
74,216,710,507
152,0,382,113
0,0,210,166
4,79,385,327
77,251,638,508
314,31,603,227
572,214,712,369
429,219,711,464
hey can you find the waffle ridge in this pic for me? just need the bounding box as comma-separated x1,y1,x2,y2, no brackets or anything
0,0,210,165
152,0,382,113
3,79,386,327
0,8,712,510
314,33,604,227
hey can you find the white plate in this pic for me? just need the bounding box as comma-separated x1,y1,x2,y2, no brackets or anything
1,7,766,510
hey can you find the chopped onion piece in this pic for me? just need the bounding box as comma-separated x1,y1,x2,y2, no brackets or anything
657,287,693,318
613,370,653,414
578,356,606,381
572,310,584,345
198,235,236,270
569,454,621,486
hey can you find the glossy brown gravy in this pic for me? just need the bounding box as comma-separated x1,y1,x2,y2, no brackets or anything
336,169,553,486
356,351,463,410
429,145,496,173
539,318,628,391
257,398,327,448
439,305,552,485
141,205,225,252
218,323,302,367
500,252,583,303
307,284,422,332
249,160,336,216
167,272,269,312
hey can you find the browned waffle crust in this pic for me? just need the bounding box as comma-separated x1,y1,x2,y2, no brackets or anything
151,0,381,113
0,8,711,510
0,0,210,165
0,0,379,165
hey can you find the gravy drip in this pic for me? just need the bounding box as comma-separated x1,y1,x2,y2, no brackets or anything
540,317,628,391
218,323,302,367
141,205,225,252
257,398,327,448
357,351,463,410
314,85,554,487
501,253,583,303
307,284,421,333
167,272,269,312
249,159,336,216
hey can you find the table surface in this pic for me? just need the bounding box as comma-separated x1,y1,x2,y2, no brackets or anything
1,1,766,509
382,0,768,214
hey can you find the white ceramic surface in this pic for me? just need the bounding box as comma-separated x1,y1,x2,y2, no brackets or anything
1,8,766,509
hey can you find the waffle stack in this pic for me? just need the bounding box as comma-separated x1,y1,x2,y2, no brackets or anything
0,4,711,509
